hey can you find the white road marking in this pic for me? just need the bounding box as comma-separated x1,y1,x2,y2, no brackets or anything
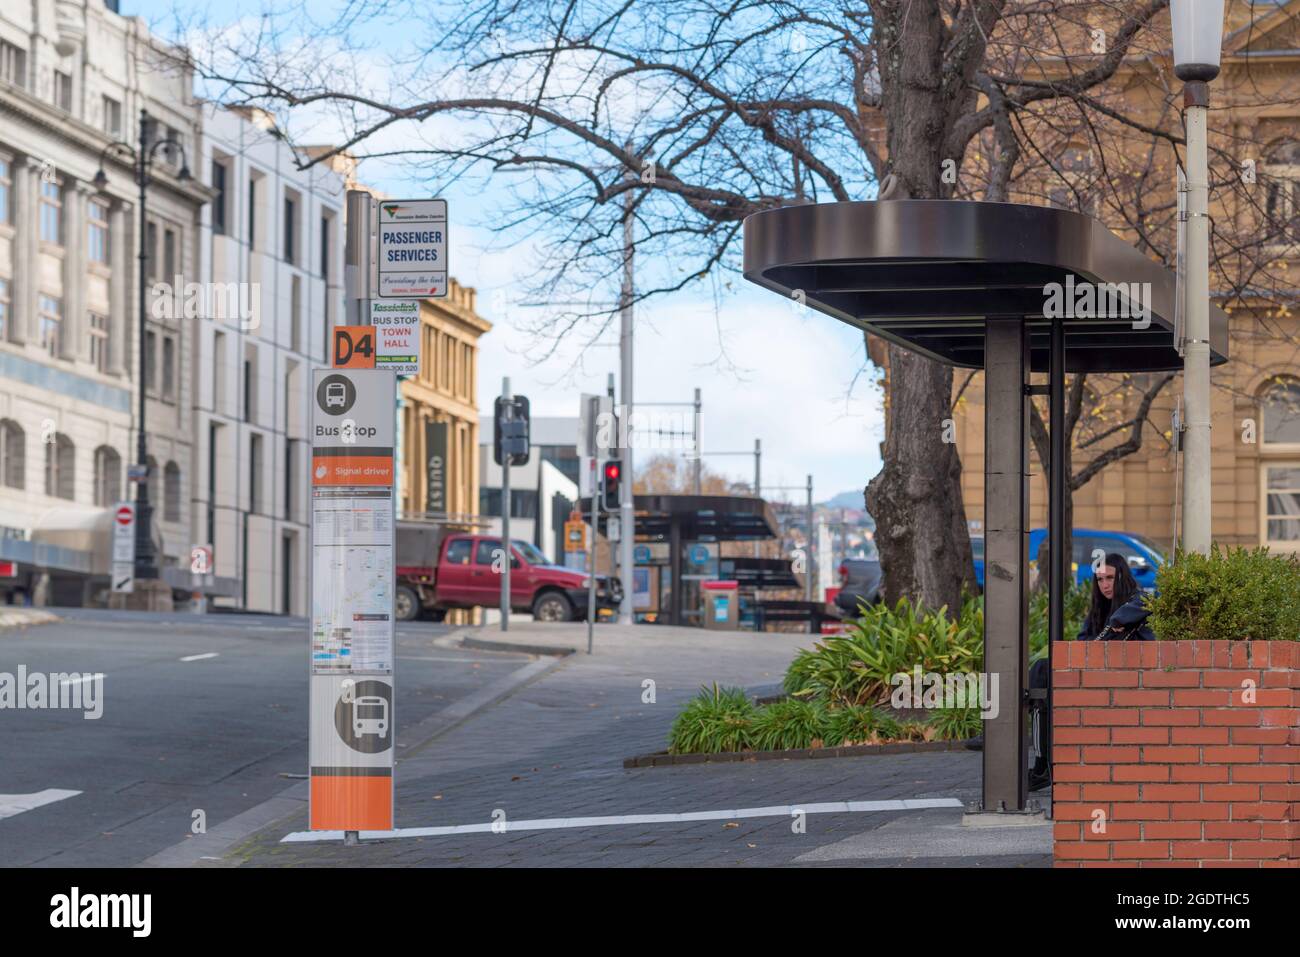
0,789,82,822
396,655,502,664
58,674,103,687
179,652,219,662
281,797,965,843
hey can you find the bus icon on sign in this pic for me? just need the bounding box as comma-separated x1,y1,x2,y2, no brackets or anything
353,696,389,737
326,382,347,408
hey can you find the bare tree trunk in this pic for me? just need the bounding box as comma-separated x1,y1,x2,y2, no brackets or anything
867,346,976,612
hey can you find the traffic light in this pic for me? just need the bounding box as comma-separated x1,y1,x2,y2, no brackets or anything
493,395,531,466
601,459,621,511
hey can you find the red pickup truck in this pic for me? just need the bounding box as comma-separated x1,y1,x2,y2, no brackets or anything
395,526,621,622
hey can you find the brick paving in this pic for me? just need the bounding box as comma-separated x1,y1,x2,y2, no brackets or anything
217,624,1051,867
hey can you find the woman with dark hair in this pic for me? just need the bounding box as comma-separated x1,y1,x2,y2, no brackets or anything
1077,552,1155,641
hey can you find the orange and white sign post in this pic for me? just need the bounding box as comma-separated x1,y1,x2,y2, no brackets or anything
309,368,397,834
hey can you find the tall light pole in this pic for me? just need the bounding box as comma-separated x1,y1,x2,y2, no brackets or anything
1171,0,1224,556
95,110,194,581
618,185,636,625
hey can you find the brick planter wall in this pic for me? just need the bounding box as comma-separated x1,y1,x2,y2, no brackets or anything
1051,640,1299,867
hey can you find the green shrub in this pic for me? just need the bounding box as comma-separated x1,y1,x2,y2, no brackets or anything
667,684,756,754
747,697,830,751
1030,580,1090,659
928,704,984,741
1146,546,1300,642
821,704,903,746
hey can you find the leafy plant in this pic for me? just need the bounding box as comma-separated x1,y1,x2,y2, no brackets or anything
747,697,829,751
821,704,903,747
929,704,984,741
1147,546,1300,642
1029,580,1091,660
667,683,756,754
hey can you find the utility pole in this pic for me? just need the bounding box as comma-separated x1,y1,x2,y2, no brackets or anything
500,377,512,632
693,388,702,495
617,186,635,625
805,474,814,602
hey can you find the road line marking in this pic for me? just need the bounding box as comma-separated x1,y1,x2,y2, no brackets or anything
58,674,103,687
396,655,505,663
0,789,82,822
179,652,220,662
280,797,964,843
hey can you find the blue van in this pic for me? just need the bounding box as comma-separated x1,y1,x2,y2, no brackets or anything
971,529,1164,593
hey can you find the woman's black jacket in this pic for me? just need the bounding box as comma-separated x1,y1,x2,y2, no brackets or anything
1076,593,1156,642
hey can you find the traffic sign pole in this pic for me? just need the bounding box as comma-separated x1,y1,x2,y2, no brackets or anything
500,378,511,633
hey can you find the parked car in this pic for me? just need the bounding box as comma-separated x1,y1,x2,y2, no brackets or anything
395,523,622,622
971,528,1164,593
833,558,884,616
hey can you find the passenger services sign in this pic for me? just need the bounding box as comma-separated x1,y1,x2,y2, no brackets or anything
375,198,447,298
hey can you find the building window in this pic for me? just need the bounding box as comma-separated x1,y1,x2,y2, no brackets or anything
243,348,257,422
93,446,121,506
0,419,24,489
320,213,332,278
249,433,263,513
248,176,257,249
291,275,302,352
145,330,157,390
44,433,74,500
1264,465,1300,546
146,455,160,509
39,295,62,357
88,200,110,264
88,312,109,372
1262,379,1300,446
39,180,61,244
102,95,122,139
164,461,181,522
53,70,72,111
283,193,297,263
163,227,176,282
285,438,296,519
213,330,226,412
0,157,10,224
0,41,27,89
146,221,158,280
0,278,9,341
211,160,228,235
162,335,176,400
1264,141,1300,242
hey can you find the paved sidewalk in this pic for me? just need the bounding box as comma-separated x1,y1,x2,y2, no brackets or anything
217,622,1051,867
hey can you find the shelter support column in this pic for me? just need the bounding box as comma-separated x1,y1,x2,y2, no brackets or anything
982,319,1030,813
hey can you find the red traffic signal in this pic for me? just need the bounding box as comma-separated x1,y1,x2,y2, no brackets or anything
601,460,621,510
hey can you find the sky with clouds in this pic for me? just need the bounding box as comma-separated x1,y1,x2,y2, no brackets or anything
122,0,885,507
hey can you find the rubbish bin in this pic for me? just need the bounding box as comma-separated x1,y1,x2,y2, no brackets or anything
701,580,739,630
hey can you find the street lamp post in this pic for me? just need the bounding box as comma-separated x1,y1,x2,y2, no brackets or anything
1170,0,1224,555
95,109,193,581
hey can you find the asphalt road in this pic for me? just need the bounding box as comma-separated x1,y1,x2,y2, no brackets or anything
0,608,530,867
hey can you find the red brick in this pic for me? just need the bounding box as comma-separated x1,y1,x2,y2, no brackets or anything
1141,746,1201,763
1203,710,1261,726
1254,689,1297,707
1229,643,1249,668
1191,642,1215,667
1230,842,1291,860
1172,689,1232,707
1205,822,1262,840
1082,670,1140,688
1055,689,1111,707
1053,669,1080,688
1051,803,1105,821
1142,783,1201,802
1113,765,1170,783
1054,822,1081,841
1202,784,1260,802
1171,727,1229,745
1261,746,1300,764
1231,803,1291,821
1142,710,1200,727
1112,690,1171,707
1053,765,1111,783
1231,765,1291,783
1143,822,1203,840
1081,784,1140,802
1205,670,1260,688
1053,746,1080,764
1081,708,1140,726
1112,802,1168,820
1140,860,1199,868
1111,727,1169,745
1157,643,1179,668
1054,708,1080,727
1171,765,1230,782
1055,727,1111,745
1083,822,1142,842
1262,709,1300,727
1081,746,1141,764
1202,746,1261,764
1171,803,1230,821
1232,727,1291,746
1113,841,1170,860
1172,841,1230,860
1055,842,1111,860
1260,821,1300,839
1053,784,1080,801
1142,670,1200,688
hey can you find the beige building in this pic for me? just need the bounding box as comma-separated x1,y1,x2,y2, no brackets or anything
397,278,490,522
950,1,1300,556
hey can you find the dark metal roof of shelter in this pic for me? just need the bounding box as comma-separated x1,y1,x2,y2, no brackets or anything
579,494,778,541
743,200,1229,373
719,556,802,590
